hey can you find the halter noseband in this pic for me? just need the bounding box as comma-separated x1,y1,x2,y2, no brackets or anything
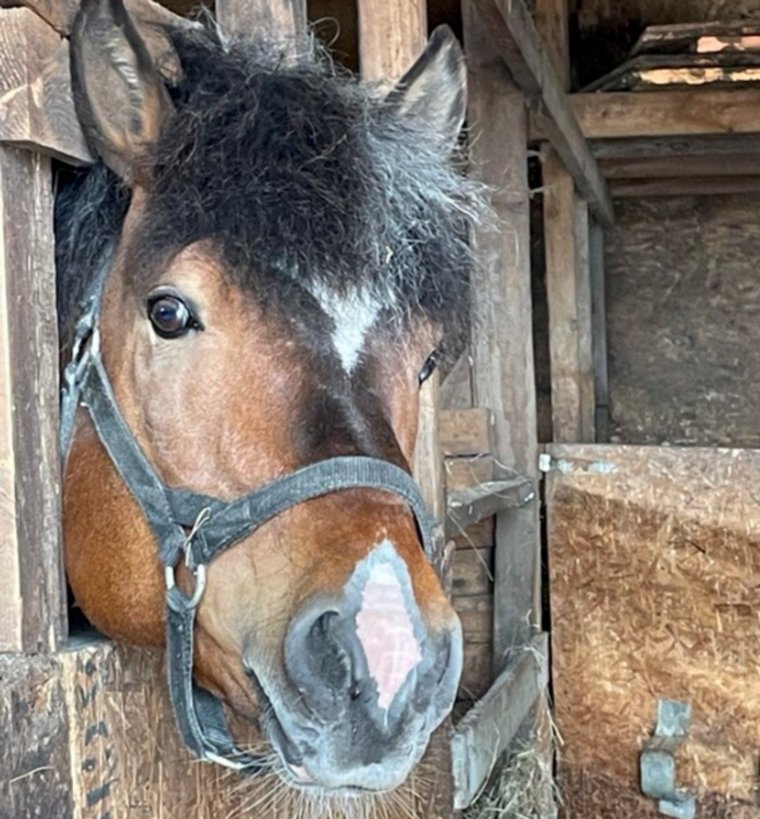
59,262,435,773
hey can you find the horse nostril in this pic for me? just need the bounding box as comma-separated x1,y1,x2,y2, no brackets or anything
350,680,362,701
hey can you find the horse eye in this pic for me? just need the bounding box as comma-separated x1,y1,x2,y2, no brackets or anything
418,349,442,385
147,293,199,339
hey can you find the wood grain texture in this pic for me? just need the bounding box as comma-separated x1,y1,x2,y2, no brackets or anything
0,8,91,164
0,147,65,653
451,634,548,810
547,444,760,817
445,455,495,492
463,0,541,668
543,146,595,443
0,0,205,35
414,371,445,522
356,0,426,86
0,653,73,819
610,175,760,198
534,0,569,90
216,0,307,45
599,152,760,179
468,0,613,224
439,408,494,457
570,88,760,140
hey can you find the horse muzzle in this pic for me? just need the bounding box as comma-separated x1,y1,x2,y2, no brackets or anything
246,541,463,792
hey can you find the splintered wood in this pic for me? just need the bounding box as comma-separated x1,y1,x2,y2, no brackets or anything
547,444,760,818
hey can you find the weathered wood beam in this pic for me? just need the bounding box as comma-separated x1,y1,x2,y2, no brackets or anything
447,478,535,537
600,152,760,179
610,175,760,198
439,408,494,458
463,0,541,670
534,0,569,90
543,147,595,443
470,0,613,225
0,0,190,36
568,88,760,140
451,634,549,809
356,0,426,86
0,146,65,653
590,133,760,161
215,0,306,43
0,8,91,164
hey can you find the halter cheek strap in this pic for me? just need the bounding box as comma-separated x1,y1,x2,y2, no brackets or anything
60,281,435,773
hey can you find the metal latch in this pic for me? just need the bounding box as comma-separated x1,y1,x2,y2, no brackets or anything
640,699,696,819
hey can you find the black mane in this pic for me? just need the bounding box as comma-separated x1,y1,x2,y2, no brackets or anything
56,25,483,353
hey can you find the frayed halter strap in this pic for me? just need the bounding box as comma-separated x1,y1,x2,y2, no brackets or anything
59,259,435,773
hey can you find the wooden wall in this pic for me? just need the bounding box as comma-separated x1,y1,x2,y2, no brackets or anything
604,194,760,449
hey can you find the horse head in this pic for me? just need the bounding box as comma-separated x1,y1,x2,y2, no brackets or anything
60,0,481,800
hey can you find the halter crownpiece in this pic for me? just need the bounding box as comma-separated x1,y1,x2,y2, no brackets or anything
59,264,437,773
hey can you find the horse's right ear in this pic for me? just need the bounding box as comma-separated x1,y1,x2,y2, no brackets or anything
71,0,172,185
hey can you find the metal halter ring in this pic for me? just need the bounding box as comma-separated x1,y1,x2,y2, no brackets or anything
164,508,212,610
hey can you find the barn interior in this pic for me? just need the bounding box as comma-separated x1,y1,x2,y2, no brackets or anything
1,0,758,817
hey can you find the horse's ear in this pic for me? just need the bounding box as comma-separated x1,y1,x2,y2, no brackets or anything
385,25,466,154
71,0,173,184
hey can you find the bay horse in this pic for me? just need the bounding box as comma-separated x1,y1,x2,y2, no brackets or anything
58,0,482,812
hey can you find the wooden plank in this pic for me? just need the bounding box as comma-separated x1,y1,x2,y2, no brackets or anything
599,152,760,179
464,0,541,666
533,0,569,90
439,407,494,457
458,641,493,701
414,370,445,521
440,351,473,410
591,133,760,161
215,0,307,44
0,653,73,819
0,8,90,164
0,0,190,35
546,445,760,817
589,219,609,441
455,594,493,645
610,175,760,198
543,147,594,443
447,478,535,537
453,517,495,550
451,634,549,809
469,0,613,225
0,147,65,653
445,455,496,492
356,0,426,86
632,20,760,57
569,88,760,140
452,546,493,597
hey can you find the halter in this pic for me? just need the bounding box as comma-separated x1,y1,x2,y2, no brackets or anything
59,258,436,773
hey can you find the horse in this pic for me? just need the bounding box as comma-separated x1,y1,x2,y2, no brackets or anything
57,0,483,812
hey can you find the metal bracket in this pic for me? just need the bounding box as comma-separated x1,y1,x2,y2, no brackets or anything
640,699,696,819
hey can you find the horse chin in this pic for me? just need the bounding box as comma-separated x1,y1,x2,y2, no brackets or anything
248,665,430,796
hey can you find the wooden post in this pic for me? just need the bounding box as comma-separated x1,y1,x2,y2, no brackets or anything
0,145,65,653
534,0,569,89
215,0,306,46
543,147,596,443
463,1,540,666
357,0,426,87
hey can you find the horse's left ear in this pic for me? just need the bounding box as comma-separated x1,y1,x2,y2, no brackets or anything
385,25,466,153
71,0,173,185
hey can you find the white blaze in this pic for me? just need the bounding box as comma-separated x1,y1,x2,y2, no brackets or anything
355,560,423,711
311,285,381,373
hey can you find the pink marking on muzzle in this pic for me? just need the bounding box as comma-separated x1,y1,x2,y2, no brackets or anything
355,561,423,711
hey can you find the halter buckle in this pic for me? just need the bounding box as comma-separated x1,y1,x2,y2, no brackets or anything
164,508,212,610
